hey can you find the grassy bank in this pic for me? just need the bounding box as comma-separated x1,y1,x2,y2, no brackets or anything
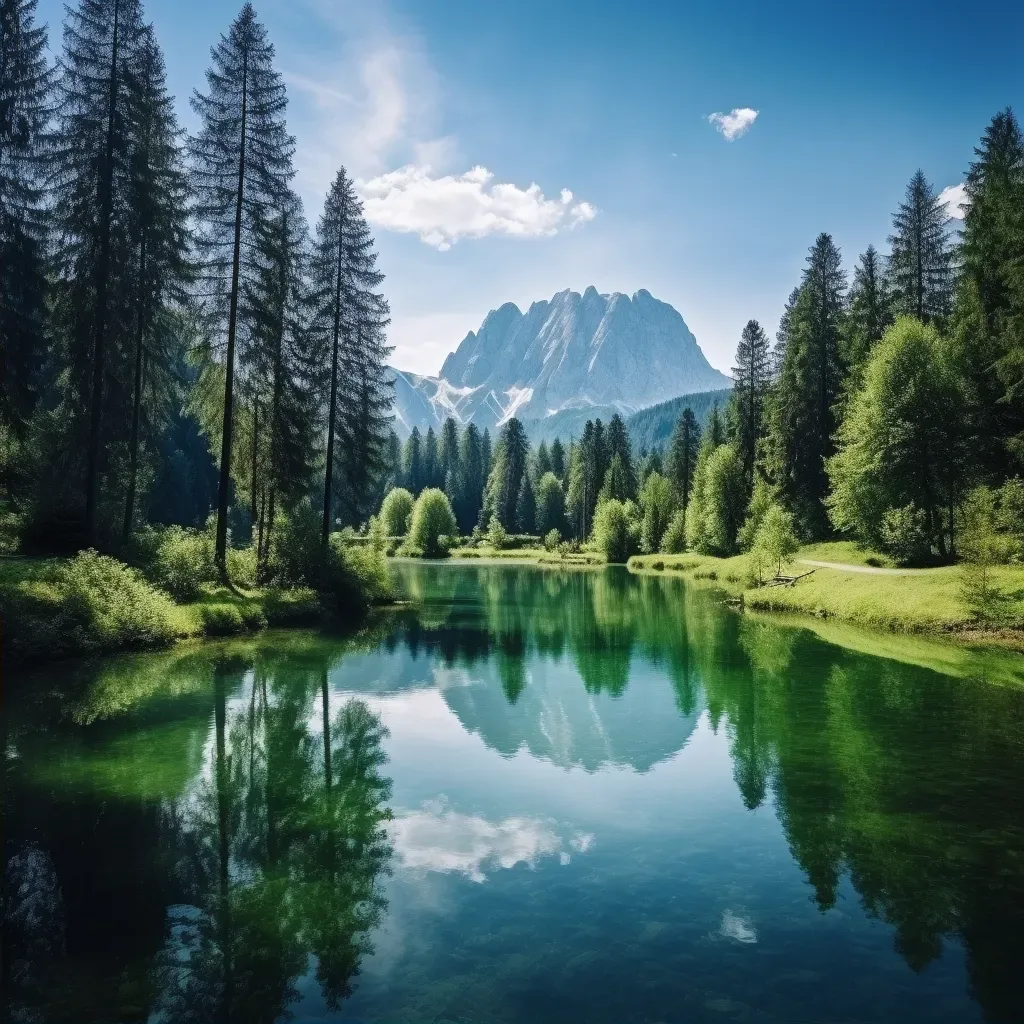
0,547,382,666
628,541,1024,649
448,545,605,567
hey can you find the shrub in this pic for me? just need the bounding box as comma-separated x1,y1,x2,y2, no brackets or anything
592,499,640,563
639,472,674,554
879,503,931,566
409,488,458,558
380,487,415,537
152,525,216,600
535,473,566,537
486,515,510,551
959,487,1015,623
0,551,180,663
336,538,393,604
737,478,775,552
749,503,799,584
227,546,258,589
660,508,687,554
544,528,561,552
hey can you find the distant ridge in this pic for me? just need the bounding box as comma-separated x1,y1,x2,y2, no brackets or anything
625,388,733,451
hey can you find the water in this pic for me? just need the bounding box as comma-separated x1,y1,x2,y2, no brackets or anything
4,562,1024,1024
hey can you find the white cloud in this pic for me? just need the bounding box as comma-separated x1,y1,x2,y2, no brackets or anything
359,164,598,250
938,182,968,221
719,909,758,944
707,107,759,141
390,799,593,882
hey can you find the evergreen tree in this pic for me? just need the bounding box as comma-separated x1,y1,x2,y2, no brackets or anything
121,27,192,539
950,109,1024,475
598,454,633,504
565,420,604,539
549,437,566,479
666,408,700,509
888,169,955,325
190,2,294,573
481,428,492,484
841,245,893,377
639,447,663,484
49,0,147,544
771,287,801,380
308,165,387,541
763,233,847,537
481,417,529,530
0,0,52,437
403,426,423,495
423,426,439,491
439,417,460,500
706,403,725,448
516,471,536,534
456,421,484,531
535,440,551,478
605,413,636,499
534,471,565,537
728,320,770,488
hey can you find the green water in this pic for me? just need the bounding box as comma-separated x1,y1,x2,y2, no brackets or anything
4,563,1024,1024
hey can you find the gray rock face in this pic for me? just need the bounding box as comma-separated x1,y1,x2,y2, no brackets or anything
390,287,731,436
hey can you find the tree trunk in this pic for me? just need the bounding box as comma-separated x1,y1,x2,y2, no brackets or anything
86,0,122,547
122,234,147,542
322,206,345,545
215,48,248,581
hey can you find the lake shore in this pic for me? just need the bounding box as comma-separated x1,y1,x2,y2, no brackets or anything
627,542,1024,653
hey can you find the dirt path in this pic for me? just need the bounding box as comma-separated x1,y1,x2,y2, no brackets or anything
796,558,938,576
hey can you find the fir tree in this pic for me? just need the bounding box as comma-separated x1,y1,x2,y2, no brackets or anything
840,245,893,377
481,417,529,530
771,287,801,380
456,421,484,531
535,440,551,478
121,27,191,539
423,426,439,491
605,413,636,499
190,2,294,573
49,0,147,543
403,426,423,495
888,169,955,326
706,403,725,447
565,420,604,539
639,448,663,484
516,471,536,534
439,417,459,497
549,437,566,479
0,0,52,436
728,319,771,488
481,428,493,483
666,408,700,509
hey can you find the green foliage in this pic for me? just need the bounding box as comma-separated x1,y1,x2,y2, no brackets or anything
543,528,561,551
827,318,965,558
879,504,932,566
959,487,1016,622
737,477,776,552
409,488,458,558
686,443,746,556
750,504,800,583
380,487,414,536
481,418,529,530
639,472,674,554
660,508,687,554
729,319,771,486
153,525,216,600
666,408,700,508
599,454,634,504
535,471,565,537
592,499,640,563
486,515,510,551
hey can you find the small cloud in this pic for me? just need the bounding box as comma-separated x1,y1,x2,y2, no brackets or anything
938,182,968,221
719,909,758,944
707,107,759,141
359,164,597,250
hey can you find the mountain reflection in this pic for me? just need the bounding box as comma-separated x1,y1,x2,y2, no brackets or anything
3,565,1024,1023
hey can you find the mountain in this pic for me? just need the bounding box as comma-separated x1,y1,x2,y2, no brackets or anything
390,287,731,437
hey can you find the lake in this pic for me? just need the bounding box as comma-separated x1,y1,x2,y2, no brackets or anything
4,562,1024,1023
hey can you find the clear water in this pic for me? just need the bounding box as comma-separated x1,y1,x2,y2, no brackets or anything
4,562,1024,1024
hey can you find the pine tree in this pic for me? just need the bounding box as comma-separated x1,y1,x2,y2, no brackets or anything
666,408,700,509
481,417,529,529
403,426,423,495
840,245,893,377
0,0,52,437
516,471,536,534
771,287,801,380
728,319,770,488
481,428,492,483
950,109,1024,475
763,233,847,536
49,0,147,543
549,437,566,479
456,421,484,531
535,440,551,478
605,413,636,499
308,165,388,539
190,2,294,574
121,27,191,539
439,417,459,496
423,426,439,491
706,403,725,447
565,419,604,539
888,169,955,325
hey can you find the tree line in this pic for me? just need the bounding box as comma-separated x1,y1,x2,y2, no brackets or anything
0,0,393,580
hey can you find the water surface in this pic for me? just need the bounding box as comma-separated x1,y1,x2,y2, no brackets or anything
4,563,1024,1023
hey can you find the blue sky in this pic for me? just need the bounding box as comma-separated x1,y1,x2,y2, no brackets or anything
35,0,1024,375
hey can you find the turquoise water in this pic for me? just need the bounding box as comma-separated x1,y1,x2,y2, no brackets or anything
4,562,1024,1023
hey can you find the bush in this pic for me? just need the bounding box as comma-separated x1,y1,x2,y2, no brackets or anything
592,499,640,563
543,528,561,552
535,472,566,537
737,478,775,552
639,472,674,554
486,516,510,551
749,503,799,584
660,508,687,554
959,487,1016,622
0,551,180,663
879,503,931,566
227,545,258,589
380,487,415,537
153,525,216,600
409,488,458,558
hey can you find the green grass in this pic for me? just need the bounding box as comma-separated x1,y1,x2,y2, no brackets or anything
447,546,606,567
628,547,1024,648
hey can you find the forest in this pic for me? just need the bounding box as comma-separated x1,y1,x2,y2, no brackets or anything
1,0,400,649
380,109,1024,613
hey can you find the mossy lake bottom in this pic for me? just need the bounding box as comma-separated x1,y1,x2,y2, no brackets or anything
4,562,1024,1023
